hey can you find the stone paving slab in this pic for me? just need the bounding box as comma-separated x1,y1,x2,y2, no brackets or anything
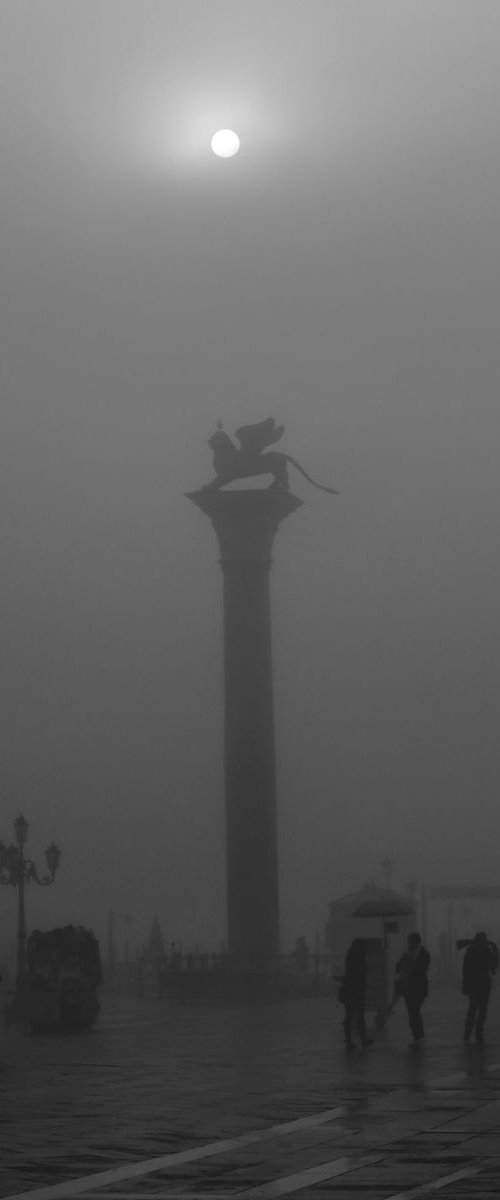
1,989,499,1199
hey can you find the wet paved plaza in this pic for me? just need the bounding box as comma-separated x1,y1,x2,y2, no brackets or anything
1,988,499,1199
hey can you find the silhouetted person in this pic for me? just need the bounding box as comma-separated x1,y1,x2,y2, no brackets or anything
395,931,430,1044
340,938,373,1049
462,932,498,1043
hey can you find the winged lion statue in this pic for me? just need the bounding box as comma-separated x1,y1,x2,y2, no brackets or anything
202,418,339,494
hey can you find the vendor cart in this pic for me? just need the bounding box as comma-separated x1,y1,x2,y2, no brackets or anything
24,924,102,1032
352,895,415,1029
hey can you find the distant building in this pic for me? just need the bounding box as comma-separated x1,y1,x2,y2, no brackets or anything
325,882,416,984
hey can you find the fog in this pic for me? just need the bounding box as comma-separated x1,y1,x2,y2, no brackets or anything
1,1,500,958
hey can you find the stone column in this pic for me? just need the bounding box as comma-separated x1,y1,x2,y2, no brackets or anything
187,488,302,968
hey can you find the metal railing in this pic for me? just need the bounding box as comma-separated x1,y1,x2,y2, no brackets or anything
105,950,334,1001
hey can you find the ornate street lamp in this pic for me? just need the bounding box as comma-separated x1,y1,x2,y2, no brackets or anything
45,841,61,880
0,815,61,1002
14,813,29,847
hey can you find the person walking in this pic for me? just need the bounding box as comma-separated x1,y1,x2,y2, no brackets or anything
462,931,498,1043
395,931,430,1044
339,938,373,1049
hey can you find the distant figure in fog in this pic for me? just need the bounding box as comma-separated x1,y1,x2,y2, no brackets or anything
461,932,498,1043
395,932,430,1044
339,938,373,1049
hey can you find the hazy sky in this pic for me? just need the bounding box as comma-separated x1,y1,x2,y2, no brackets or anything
1,1,500,956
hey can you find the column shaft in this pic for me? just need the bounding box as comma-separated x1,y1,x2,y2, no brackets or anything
223,559,278,963
186,489,303,969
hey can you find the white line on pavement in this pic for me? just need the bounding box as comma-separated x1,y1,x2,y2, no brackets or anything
74,1154,386,1200
415,1059,500,1092
382,1164,480,1199
235,1152,385,1197
57,1157,488,1200
4,1061,499,1200
1,1107,346,1200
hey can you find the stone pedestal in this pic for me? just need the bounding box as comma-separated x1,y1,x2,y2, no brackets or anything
187,488,302,967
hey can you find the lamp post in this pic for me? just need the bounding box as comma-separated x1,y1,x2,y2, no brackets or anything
0,814,61,1001
382,856,394,892
121,912,134,963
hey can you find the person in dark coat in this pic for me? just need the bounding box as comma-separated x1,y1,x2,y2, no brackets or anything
395,931,430,1043
462,932,498,1043
340,938,373,1049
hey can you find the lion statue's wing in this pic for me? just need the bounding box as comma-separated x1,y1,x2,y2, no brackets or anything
235,418,285,455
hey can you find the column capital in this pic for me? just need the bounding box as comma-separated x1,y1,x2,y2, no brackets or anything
186,488,303,563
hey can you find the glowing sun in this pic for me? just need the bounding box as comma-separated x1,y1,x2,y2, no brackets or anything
211,129,240,158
